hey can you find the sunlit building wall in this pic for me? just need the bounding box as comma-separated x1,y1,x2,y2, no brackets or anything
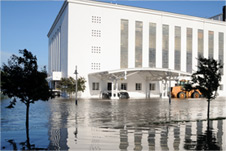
48,0,226,98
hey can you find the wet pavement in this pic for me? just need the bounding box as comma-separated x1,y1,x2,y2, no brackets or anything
1,97,226,150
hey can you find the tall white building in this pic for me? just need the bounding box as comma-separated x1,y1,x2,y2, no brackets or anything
48,0,226,98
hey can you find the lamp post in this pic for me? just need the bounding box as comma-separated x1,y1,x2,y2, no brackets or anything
168,70,171,104
74,66,78,105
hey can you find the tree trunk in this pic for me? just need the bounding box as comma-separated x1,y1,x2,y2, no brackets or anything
26,103,31,149
207,99,210,130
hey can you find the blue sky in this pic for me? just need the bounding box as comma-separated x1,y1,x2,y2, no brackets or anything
1,0,225,69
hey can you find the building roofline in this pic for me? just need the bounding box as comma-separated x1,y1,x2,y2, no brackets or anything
47,0,226,37
47,0,68,37
209,13,223,19
89,67,192,77
68,0,226,25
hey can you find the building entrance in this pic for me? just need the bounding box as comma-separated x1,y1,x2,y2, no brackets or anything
107,83,112,91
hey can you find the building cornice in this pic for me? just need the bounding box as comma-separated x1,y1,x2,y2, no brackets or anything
48,0,226,37
68,0,226,26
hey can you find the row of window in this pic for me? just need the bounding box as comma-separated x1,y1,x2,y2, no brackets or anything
92,82,156,91
91,63,101,70
92,82,224,91
120,19,224,73
92,16,101,23
91,46,101,53
92,30,101,37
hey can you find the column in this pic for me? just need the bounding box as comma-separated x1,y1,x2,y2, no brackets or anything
116,80,119,98
162,80,168,98
112,81,115,98
145,78,149,99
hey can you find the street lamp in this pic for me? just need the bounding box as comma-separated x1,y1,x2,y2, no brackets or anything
74,66,78,105
168,70,172,104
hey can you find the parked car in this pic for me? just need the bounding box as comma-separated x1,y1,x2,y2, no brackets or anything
102,91,111,99
118,92,129,99
51,90,61,97
102,91,129,99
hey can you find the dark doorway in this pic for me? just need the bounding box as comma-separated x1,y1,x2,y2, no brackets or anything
107,83,112,91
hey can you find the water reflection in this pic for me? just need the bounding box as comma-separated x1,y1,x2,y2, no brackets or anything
148,129,155,150
196,127,220,150
134,130,142,151
119,128,128,150
1,98,226,150
48,99,70,150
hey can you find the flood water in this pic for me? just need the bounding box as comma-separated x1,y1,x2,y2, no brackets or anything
1,98,226,150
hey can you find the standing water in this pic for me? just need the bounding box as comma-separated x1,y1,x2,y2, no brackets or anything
1,98,226,150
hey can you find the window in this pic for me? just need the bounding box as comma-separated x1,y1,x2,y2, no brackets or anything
149,23,156,68
91,63,100,70
187,28,193,73
120,19,128,68
208,31,214,59
121,83,127,90
198,29,204,58
150,83,155,91
175,26,181,71
135,21,143,67
162,25,169,68
198,29,204,70
91,46,101,53
219,32,224,75
135,83,142,90
92,30,101,37
92,82,99,90
92,16,101,23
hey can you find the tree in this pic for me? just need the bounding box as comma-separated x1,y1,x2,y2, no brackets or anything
1,49,52,149
189,57,223,127
56,76,86,98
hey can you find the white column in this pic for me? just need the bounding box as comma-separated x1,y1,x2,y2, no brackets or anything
162,80,168,98
128,20,135,68
56,32,59,71
203,28,208,58
115,80,118,98
54,35,57,71
156,22,162,68
111,81,115,98
181,26,186,72
143,21,149,67
53,36,55,71
214,30,219,60
169,24,175,70
59,28,61,71
49,39,52,74
146,78,149,99
193,28,198,72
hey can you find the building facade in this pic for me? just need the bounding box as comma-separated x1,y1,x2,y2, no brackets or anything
48,0,226,98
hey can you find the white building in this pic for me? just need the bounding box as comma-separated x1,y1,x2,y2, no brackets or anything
47,0,226,98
